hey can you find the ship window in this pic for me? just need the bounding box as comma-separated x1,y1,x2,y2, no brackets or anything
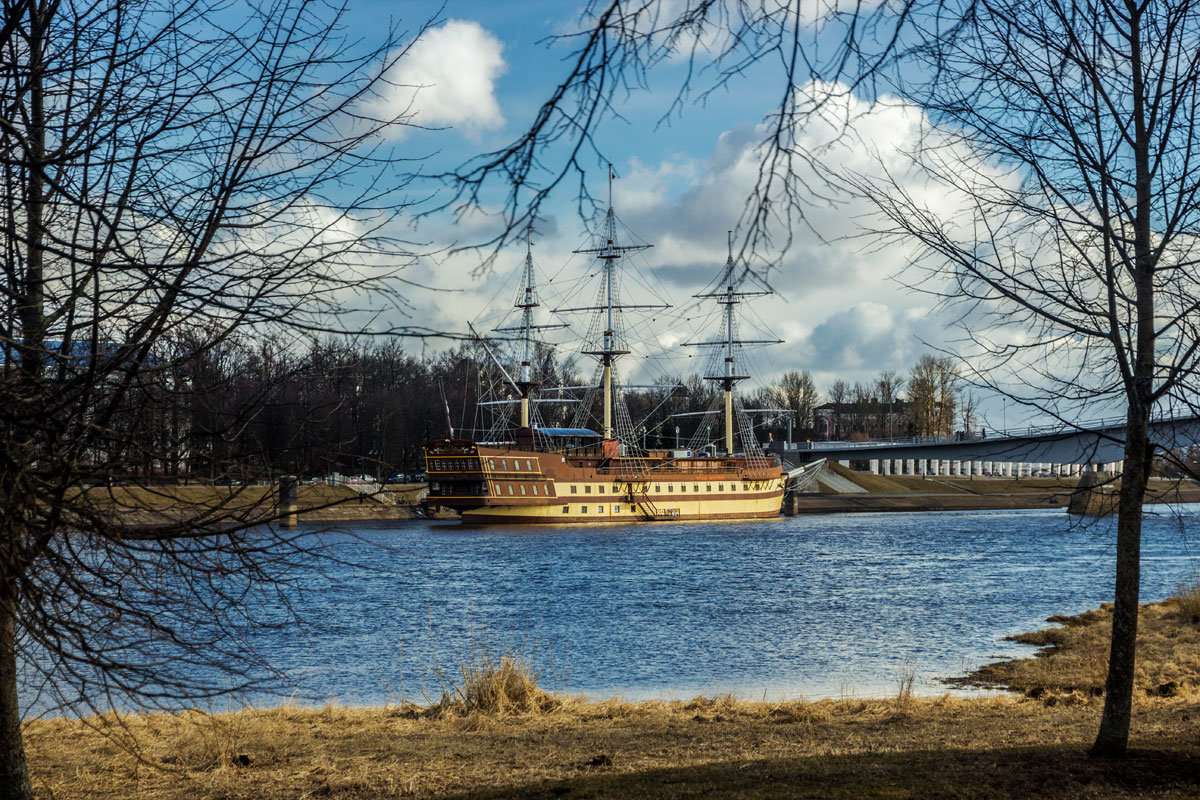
598,505,604,513
612,484,620,492
489,459,495,470
562,505,569,513
585,485,591,493
532,485,539,495
614,504,621,513
680,485,686,492
599,485,604,493
694,484,700,492
655,485,661,492
707,484,713,492
526,459,533,470
520,485,526,495
507,484,514,495
581,505,588,513
501,459,507,470
571,485,577,493
668,485,673,492
512,460,519,470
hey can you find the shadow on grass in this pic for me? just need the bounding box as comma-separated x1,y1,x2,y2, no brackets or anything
447,743,1200,800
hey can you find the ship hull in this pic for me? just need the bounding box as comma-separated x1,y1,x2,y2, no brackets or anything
425,438,786,525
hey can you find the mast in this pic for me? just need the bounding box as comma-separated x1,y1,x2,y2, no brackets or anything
490,224,567,429
685,232,780,456
558,165,659,444
519,224,535,427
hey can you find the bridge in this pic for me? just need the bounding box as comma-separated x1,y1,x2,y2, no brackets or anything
766,413,1200,477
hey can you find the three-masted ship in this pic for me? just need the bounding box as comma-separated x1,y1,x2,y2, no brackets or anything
425,170,786,524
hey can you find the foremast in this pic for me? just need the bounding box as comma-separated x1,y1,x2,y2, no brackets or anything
490,224,566,428
687,234,781,456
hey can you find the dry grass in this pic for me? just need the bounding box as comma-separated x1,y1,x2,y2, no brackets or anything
963,599,1200,699
431,644,560,716
24,690,1200,799
1172,574,1200,622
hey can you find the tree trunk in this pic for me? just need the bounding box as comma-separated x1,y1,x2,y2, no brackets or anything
0,599,34,800
1090,415,1149,757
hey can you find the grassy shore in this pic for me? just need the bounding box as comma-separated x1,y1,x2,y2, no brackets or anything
76,482,438,522
24,590,1200,799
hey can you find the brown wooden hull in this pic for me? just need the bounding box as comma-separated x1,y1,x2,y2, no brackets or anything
425,439,786,524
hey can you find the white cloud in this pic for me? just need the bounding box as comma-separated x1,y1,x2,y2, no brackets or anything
370,20,506,140
377,80,1009,397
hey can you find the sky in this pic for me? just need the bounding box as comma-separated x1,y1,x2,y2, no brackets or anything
333,0,1008,426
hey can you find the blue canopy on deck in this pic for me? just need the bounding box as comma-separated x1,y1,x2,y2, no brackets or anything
534,427,600,438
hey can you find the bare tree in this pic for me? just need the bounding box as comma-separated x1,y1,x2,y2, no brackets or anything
0,0,431,795
854,0,1200,757
907,355,958,437
959,392,979,437
876,369,905,438
770,369,821,437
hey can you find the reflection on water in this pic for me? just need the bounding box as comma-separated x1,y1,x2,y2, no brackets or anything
228,505,1198,705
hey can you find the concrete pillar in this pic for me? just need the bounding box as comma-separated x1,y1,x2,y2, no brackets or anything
905,459,914,475
881,459,891,476
869,459,879,475
953,460,962,476
839,460,850,468
280,475,299,528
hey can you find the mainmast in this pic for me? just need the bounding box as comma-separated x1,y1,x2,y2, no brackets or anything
556,165,659,442
518,225,537,427
686,233,780,456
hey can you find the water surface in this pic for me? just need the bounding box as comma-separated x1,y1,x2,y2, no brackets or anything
253,505,1199,704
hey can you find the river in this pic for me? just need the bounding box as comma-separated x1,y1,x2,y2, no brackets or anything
235,505,1199,706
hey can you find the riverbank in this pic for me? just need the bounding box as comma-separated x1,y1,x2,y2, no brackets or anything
787,462,1200,513
25,592,1200,799
81,483,457,524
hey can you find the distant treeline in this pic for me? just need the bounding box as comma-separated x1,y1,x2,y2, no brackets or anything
93,334,971,481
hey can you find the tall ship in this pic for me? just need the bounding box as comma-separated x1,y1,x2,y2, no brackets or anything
425,170,786,523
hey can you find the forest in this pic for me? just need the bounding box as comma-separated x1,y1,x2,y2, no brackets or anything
108,336,965,482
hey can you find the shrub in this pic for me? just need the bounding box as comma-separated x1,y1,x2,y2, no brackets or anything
1173,574,1200,622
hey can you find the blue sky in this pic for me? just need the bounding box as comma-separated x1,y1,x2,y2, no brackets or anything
335,1,997,421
